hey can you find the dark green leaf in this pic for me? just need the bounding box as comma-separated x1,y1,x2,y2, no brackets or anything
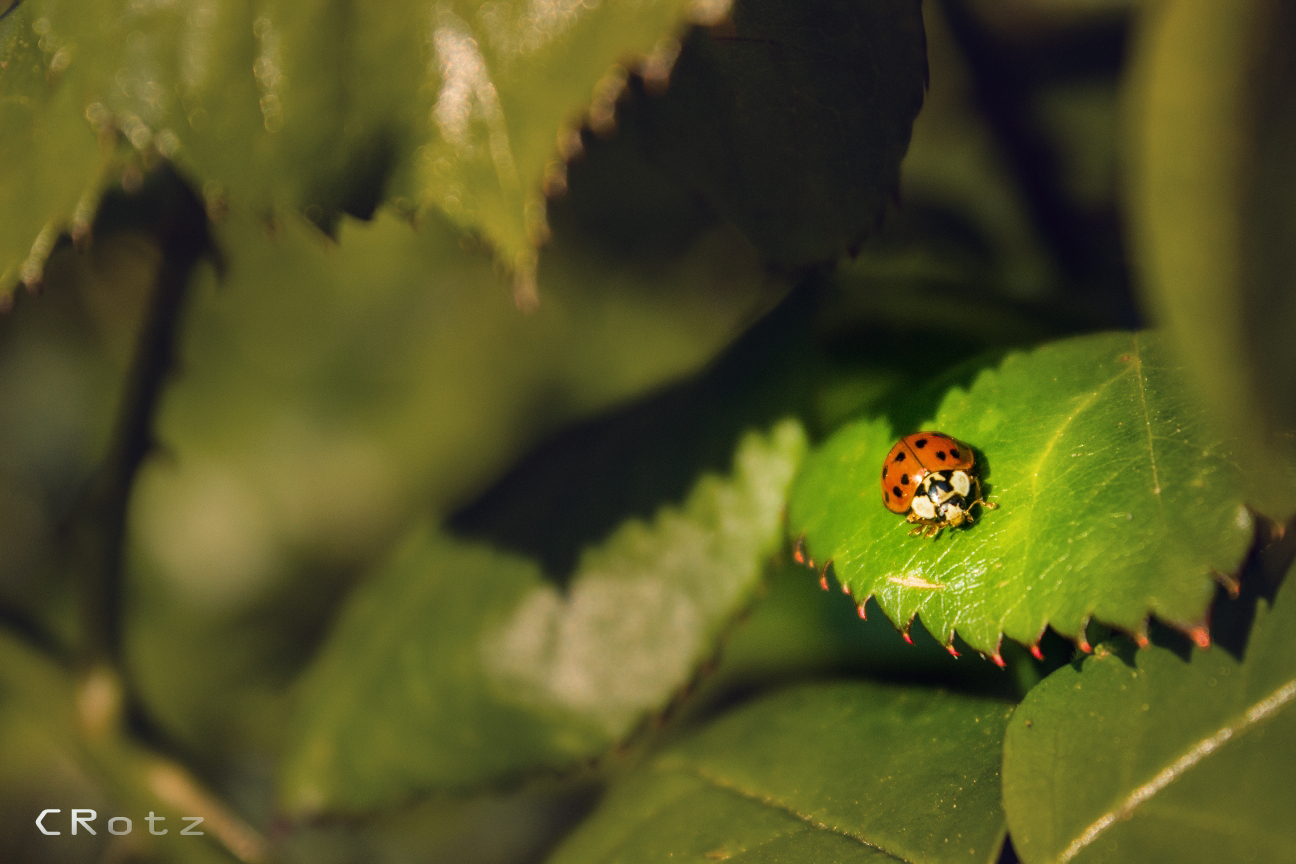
548,682,1012,864
1126,0,1296,519
638,0,927,267
279,421,804,813
1003,564,1296,864
788,331,1253,658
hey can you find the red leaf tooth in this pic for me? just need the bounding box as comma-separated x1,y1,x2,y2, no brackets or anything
900,622,914,645
792,536,806,565
1030,644,1044,661
945,641,960,658
857,604,867,620
1076,619,1092,653
819,573,829,591
1133,631,1149,648
987,636,1006,667
1191,626,1211,649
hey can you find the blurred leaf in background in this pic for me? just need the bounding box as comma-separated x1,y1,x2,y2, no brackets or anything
550,682,1013,864
1126,0,1296,520
280,421,804,813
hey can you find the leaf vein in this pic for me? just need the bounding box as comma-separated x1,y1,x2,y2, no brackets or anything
681,765,912,863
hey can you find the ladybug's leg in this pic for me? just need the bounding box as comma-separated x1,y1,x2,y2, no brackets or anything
972,477,998,510
908,525,926,536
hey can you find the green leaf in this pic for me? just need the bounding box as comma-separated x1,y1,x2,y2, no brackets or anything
2,0,731,301
633,0,928,267
787,331,1254,658
1126,0,1296,519
0,1,114,296
1003,564,1296,864
279,421,805,814
548,682,1012,864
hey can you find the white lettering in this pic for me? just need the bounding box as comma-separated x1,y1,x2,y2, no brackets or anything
146,812,167,835
108,816,132,835
36,809,61,835
180,816,205,835
71,809,97,835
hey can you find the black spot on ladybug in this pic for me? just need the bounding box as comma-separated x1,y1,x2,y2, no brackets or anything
884,491,890,502
936,451,947,461
915,438,927,449
901,473,909,485
894,451,906,463
892,485,902,497
882,467,888,481
950,448,960,459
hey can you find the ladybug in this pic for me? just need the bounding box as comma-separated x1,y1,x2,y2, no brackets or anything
880,431,996,537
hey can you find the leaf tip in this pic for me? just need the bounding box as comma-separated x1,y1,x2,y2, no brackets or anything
1191,626,1211,649
1030,643,1045,661
1211,568,1241,598
945,642,960,659
792,535,807,565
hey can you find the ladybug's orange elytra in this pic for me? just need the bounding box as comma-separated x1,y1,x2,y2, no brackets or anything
881,432,995,537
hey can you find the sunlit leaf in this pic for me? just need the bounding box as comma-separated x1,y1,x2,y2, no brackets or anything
1003,564,1296,864
548,682,1012,864
278,421,804,813
1,0,734,301
1126,0,1296,519
788,331,1253,658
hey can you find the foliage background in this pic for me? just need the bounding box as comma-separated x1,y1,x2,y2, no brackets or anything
2,0,1294,862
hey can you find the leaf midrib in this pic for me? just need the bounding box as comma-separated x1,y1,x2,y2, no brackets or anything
1056,676,1296,863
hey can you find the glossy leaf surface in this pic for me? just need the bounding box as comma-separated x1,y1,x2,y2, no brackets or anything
788,331,1253,656
548,682,1012,864
1003,565,1296,864
279,421,804,813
